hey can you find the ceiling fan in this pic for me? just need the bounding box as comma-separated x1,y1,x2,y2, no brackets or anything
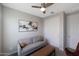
32,3,54,14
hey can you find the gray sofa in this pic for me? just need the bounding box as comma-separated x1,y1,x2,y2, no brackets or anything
17,36,46,56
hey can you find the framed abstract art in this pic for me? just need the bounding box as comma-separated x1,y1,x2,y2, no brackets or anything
18,20,38,32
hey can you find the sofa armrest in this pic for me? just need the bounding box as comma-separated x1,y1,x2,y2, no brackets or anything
17,42,22,56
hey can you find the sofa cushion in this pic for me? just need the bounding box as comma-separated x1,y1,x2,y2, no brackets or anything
21,41,45,55
33,36,44,43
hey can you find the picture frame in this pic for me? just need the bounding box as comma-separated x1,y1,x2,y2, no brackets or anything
18,20,38,32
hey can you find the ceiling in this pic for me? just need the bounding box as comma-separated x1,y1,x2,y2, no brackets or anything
2,3,79,18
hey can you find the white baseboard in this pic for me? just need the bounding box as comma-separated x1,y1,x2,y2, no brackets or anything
0,53,9,56
0,51,17,56
8,51,17,56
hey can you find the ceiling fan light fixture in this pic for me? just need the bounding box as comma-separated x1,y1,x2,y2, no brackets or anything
40,7,46,11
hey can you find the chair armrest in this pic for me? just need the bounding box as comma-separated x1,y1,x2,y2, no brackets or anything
67,48,75,52
65,48,75,56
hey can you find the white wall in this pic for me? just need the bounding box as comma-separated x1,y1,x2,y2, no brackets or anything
2,4,79,55
66,12,79,49
0,4,2,53
44,14,60,47
2,6,43,54
44,12,65,55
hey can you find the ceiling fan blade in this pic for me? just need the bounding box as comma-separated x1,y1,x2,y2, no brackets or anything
45,3,54,8
32,6,41,8
41,3,45,7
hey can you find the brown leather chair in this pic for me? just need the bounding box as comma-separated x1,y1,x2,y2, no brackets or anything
65,42,79,56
